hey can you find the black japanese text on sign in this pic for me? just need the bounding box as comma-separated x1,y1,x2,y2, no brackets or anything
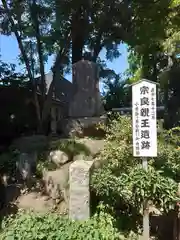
140,85,151,151
132,80,157,157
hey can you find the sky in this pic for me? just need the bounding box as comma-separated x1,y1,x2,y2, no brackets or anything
0,35,129,81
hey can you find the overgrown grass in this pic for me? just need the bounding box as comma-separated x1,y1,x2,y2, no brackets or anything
0,209,139,240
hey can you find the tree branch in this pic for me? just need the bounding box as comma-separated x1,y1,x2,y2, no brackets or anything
29,0,46,98
52,28,72,74
91,0,116,61
1,0,34,84
42,28,72,121
2,0,43,131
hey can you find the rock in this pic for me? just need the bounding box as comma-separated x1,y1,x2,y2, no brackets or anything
83,124,106,138
69,160,94,220
58,116,107,138
76,139,105,157
17,192,53,213
16,152,37,180
73,154,92,162
43,162,70,202
58,201,67,214
42,195,50,201
80,116,107,138
55,198,61,204
49,150,69,166
11,135,48,153
58,119,83,137
21,188,28,195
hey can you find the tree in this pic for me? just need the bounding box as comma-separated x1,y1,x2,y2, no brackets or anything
0,58,37,145
103,74,131,110
0,0,174,133
0,56,27,87
1,0,71,133
125,0,180,82
92,116,179,236
158,0,180,128
126,0,180,128
125,48,142,84
162,0,180,57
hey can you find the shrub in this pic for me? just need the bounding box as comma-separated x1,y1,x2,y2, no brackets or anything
36,139,91,174
0,209,139,240
91,116,180,230
49,139,91,158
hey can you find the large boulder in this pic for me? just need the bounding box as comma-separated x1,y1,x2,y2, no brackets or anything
42,162,70,203
16,152,37,180
57,119,83,137
11,135,48,153
11,135,48,181
57,116,106,138
75,139,107,170
48,139,91,161
76,139,105,157
48,150,69,167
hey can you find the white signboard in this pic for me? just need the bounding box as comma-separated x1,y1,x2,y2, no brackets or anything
132,79,157,157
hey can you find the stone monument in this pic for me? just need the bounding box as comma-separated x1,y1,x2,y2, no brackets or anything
69,60,104,117
69,160,94,220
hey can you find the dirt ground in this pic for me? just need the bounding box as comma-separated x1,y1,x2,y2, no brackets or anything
2,180,67,217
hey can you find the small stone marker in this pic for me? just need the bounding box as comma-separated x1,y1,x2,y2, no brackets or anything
69,160,93,220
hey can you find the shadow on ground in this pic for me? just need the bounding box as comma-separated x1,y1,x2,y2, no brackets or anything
0,183,21,228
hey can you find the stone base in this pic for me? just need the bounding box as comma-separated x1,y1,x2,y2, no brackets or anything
43,162,70,203
69,160,94,220
57,116,107,138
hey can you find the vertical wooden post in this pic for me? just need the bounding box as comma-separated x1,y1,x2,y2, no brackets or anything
176,183,180,240
142,157,150,240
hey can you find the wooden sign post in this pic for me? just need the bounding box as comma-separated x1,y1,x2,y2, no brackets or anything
132,79,157,240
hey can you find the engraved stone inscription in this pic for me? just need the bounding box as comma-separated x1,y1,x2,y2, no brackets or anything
69,160,93,220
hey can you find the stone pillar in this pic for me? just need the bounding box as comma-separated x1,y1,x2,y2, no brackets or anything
69,160,94,220
69,60,104,117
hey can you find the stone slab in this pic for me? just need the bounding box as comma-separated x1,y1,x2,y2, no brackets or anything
69,160,93,220
69,60,104,117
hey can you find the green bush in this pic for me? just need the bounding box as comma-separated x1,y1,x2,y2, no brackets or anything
0,209,139,240
49,139,91,158
36,139,91,174
91,116,180,230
